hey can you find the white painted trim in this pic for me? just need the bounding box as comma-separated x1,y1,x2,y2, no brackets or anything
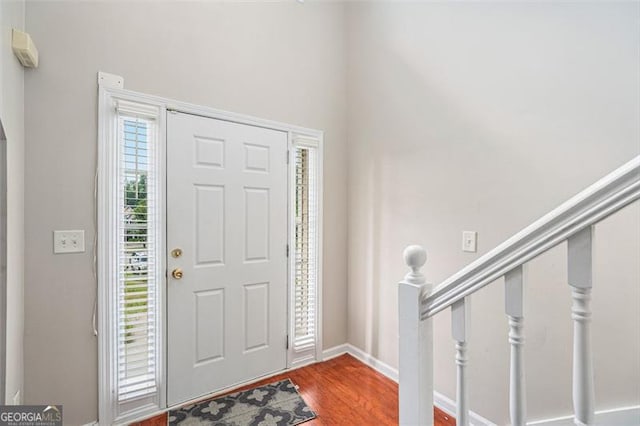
425,156,640,317
432,391,496,426
287,135,324,368
97,87,118,426
287,133,295,369
527,405,640,425
0,121,5,405
322,343,399,382
98,88,167,425
320,343,350,361
346,344,400,383
126,343,493,425
315,135,324,363
98,84,324,425
322,344,496,426
104,86,322,140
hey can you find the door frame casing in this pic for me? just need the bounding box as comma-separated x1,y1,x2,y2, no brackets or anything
98,85,323,425
0,119,6,405
98,88,167,426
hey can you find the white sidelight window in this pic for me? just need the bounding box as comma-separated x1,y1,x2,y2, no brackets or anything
117,113,158,401
290,138,321,365
99,93,165,424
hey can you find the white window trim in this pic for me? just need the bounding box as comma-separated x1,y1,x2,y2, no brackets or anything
98,84,323,425
98,88,167,425
288,135,323,369
0,120,6,406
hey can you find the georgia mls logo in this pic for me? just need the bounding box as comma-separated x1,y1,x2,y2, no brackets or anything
42,406,61,422
0,405,63,426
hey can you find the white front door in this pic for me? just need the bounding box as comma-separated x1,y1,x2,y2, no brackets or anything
167,112,288,406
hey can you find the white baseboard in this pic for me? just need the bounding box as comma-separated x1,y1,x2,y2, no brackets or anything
432,391,496,426
343,344,400,382
320,343,350,361
323,345,638,426
322,344,495,426
527,405,640,426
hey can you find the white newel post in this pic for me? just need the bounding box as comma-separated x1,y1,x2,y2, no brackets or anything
399,245,433,426
505,266,527,426
568,227,595,426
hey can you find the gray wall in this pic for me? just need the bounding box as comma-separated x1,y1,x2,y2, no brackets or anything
346,2,640,423
24,2,347,424
23,1,640,424
0,0,25,406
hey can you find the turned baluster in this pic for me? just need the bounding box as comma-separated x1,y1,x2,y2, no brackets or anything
568,227,595,426
505,266,527,426
452,298,469,426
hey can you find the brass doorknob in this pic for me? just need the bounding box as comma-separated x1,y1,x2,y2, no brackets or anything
172,268,183,280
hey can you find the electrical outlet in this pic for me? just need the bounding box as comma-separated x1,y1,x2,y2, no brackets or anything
462,231,477,253
54,230,85,254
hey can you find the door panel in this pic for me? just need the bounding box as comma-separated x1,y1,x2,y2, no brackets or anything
167,112,288,405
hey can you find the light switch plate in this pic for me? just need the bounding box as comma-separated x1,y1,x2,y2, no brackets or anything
462,231,477,253
54,230,85,254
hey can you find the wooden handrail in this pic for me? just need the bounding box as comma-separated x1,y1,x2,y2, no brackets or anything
422,155,640,318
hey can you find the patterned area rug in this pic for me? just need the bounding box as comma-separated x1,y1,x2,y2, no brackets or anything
168,379,316,426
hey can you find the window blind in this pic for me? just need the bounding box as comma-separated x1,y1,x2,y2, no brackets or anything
116,114,159,401
293,146,318,352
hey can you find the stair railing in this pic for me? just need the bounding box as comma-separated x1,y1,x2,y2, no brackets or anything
398,156,640,426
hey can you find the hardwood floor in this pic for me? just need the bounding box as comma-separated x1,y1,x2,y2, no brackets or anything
133,354,455,426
